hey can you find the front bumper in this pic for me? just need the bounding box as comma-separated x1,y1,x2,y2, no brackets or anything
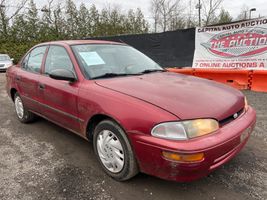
0,65,10,71
129,106,256,182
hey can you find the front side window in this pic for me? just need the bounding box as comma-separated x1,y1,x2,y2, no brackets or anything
45,46,74,74
23,46,47,73
71,44,163,79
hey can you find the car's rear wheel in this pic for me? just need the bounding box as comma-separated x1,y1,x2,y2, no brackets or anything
14,92,36,123
93,120,139,181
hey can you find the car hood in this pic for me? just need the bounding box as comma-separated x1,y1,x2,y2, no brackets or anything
0,60,12,65
95,72,245,121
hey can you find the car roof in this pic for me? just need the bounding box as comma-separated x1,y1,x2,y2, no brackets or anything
0,54,9,56
38,40,124,46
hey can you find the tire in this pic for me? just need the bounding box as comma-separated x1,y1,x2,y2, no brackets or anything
93,120,139,181
14,92,36,123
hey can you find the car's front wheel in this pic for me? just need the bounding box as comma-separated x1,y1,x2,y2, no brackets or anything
93,120,139,181
14,92,36,123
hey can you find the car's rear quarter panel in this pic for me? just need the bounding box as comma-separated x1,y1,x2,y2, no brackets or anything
5,66,18,99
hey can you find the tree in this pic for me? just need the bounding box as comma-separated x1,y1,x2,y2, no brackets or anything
10,14,27,41
40,0,66,40
89,5,100,36
133,8,149,33
217,8,232,24
107,6,124,35
97,6,148,36
236,5,249,20
185,0,198,28
65,0,79,38
201,0,223,26
125,8,149,34
0,0,28,38
98,5,125,36
150,0,161,32
77,3,91,38
150,0,184,32
0,0,151,62
169,15,185,30
25,0,39,40
8,0,39,41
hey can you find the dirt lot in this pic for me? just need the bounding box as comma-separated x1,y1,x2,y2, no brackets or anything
0,72,266,200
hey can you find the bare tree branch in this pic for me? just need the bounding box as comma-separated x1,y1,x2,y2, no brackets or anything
150,0,184,32
151,0,161,32
202,0,223,26
8,0,28,20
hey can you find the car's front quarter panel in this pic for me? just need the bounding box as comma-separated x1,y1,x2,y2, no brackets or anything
78,81,178,137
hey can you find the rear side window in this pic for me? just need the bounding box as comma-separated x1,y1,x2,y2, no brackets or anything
44,46,74,74
22,46,47,73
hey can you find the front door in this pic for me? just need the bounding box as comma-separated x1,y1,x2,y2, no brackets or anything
39,45,81,133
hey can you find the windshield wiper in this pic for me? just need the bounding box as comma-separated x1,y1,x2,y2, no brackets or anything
139,69,166,74
92,73,130,80
92,69,166,79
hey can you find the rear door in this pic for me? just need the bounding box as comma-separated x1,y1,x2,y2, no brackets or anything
39,45,81,133
16,46,47,112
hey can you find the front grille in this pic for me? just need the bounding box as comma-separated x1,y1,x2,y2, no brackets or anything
0,64,5,68
219,108,245,126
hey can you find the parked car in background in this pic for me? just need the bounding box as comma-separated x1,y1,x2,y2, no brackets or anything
0,54,13,71
6,40,256,182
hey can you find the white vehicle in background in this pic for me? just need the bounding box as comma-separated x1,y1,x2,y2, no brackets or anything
0,54,13,71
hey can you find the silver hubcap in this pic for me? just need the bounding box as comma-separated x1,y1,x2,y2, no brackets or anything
96,130,125,173
15,96,24,119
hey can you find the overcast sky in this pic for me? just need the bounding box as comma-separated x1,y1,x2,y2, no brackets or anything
223,0,266,18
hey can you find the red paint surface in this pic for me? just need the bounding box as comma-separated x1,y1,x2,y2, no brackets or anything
6,40,257,182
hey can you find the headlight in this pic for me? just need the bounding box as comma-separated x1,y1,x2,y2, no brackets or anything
151,119,219,140
5,63,12,68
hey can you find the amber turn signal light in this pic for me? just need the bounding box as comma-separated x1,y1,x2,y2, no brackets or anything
162,151,204,163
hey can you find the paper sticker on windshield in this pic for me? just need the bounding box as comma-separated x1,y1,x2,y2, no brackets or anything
79,52,105,66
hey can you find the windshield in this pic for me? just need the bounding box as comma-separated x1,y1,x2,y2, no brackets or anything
71,44,163,79
0,55,10,61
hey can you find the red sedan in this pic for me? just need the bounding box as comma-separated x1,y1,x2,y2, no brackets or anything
6,40,256,182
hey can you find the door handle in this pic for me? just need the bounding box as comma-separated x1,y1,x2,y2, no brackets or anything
39,83,45,90
15,76,21,81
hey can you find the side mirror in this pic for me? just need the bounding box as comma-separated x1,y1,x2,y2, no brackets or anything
49,69,76,82
10,58,14,61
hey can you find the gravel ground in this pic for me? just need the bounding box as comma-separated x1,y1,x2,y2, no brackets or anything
0,72,266,200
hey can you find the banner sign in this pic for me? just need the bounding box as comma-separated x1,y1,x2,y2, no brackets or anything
193,18,267,70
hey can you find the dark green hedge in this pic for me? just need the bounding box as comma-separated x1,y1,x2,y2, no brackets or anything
0,40,40,64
